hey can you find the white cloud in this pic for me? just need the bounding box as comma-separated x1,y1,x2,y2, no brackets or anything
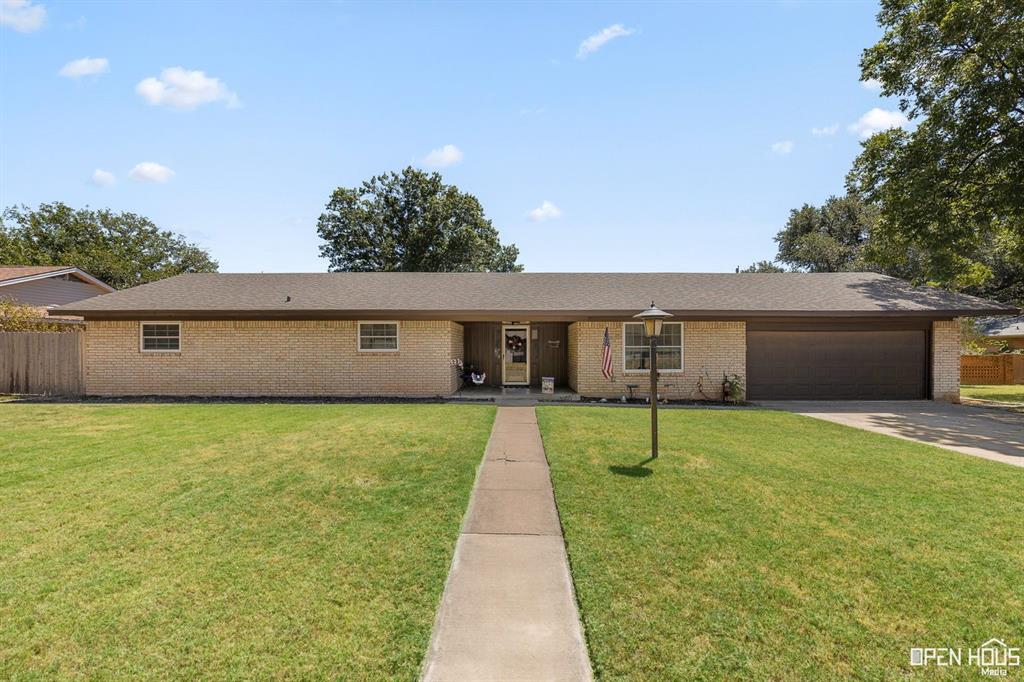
861,78,883,91
527,200,562,222
90,169,116,187
422,144,463,168
1,0,46,32
576,23,635,59
848,107,908,138
811,123,839,137
128,162,175,183
136,67,239,110
59,57,109,78
771,140,794,155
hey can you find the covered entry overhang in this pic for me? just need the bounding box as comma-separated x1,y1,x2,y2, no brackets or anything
461,321,569,388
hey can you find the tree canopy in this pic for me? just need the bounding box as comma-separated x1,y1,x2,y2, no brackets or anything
774,194,880,273
738,260,785,273
317,167,522,272
847,0,1024,288
0,203,218,290
758,192,1022,305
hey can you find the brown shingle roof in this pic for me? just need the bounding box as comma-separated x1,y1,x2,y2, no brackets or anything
52,271,1018,319
0,265,73,283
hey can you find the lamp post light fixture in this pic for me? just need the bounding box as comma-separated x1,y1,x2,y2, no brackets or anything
634,302,673,458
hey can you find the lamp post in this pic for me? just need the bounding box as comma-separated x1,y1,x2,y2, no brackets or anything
634,302,673,458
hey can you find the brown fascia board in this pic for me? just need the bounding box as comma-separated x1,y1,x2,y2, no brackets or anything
64,306,1018,321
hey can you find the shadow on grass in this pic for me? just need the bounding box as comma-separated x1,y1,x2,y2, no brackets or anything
608,456,657,477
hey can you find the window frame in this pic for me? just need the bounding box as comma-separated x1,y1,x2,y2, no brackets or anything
357,321,400,352
622,321,684,373
139,321,182,353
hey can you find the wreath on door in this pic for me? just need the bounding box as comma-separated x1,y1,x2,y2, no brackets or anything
506,335,525,352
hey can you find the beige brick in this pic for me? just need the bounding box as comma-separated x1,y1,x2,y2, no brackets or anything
931,319,960,402
567,321,746,400
84,320,463,397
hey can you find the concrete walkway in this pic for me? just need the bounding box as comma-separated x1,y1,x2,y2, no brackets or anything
762,400,1024,468
421,407,593,682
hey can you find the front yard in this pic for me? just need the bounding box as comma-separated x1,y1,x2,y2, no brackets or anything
5,402,1022,680
538,407,1024,680
0,403,494,680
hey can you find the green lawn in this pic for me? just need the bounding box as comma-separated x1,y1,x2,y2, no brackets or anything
961,384,1024,403
538,407,1024,681
0,403,494,681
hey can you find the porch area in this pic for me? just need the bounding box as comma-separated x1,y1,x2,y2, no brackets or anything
461,321,570,390
449,385,581,403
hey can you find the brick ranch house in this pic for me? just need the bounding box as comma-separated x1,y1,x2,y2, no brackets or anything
53,272,1017,402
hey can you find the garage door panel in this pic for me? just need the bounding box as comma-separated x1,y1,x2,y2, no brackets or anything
747,330,926,400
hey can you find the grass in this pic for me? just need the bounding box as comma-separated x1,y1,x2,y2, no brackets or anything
0,403,494,681
961,384,1024,403
538,406,1024,681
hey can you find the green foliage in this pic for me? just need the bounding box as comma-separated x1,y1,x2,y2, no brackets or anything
766,192,1022,305
317,167,522,272
0,298,75,332
739,260,786,273
773,194,881,273
959,317,989,354
847,0,1024,289
723,373,745,402
0,203,218,290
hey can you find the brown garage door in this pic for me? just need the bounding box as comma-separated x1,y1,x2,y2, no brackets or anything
747,330,927,400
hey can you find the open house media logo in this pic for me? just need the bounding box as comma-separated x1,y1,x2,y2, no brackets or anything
910,639,1020,676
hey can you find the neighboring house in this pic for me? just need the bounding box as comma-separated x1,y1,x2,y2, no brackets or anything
53,272,1017,401
974,315,1024,351
0,266,115,316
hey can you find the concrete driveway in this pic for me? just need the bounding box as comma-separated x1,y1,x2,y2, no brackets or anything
761,401,1024,468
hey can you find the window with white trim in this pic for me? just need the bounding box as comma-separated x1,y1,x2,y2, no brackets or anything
623,322,682,371
358,322,399,351
140,322,181,352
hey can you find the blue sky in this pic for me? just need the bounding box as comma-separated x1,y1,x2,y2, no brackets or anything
0,0,909,273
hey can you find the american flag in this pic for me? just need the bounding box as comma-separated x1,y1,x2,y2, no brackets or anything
602,327,613,379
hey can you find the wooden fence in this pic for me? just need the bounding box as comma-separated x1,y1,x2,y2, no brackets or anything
0,331,84,396
961,354,1024,385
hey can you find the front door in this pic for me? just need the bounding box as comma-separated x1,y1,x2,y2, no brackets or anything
502,325,530,385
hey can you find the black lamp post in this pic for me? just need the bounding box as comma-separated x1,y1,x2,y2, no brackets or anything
634,302,673,458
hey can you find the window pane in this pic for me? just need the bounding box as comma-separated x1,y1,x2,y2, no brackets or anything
624,323,646,346
362,336,397,350
657,348,682,370
360,323,398,350
659,323,681,347
624,348,649,370
142,324,179,351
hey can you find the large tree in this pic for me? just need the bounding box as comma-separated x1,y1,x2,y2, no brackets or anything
774,194,880,273
847,0,1024,289
0,203,218,290
761,191,1022,304
317,167,522,272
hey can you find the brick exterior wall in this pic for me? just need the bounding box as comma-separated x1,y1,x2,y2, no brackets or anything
83,320,463,397
567,321,746,400
931,319,960,402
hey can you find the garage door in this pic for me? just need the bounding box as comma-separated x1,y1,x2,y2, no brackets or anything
747,330,927,400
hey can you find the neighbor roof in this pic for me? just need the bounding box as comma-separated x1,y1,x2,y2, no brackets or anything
0,265,73,283
0,265,115,292
52,272,1017,320
975,315,1024,337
